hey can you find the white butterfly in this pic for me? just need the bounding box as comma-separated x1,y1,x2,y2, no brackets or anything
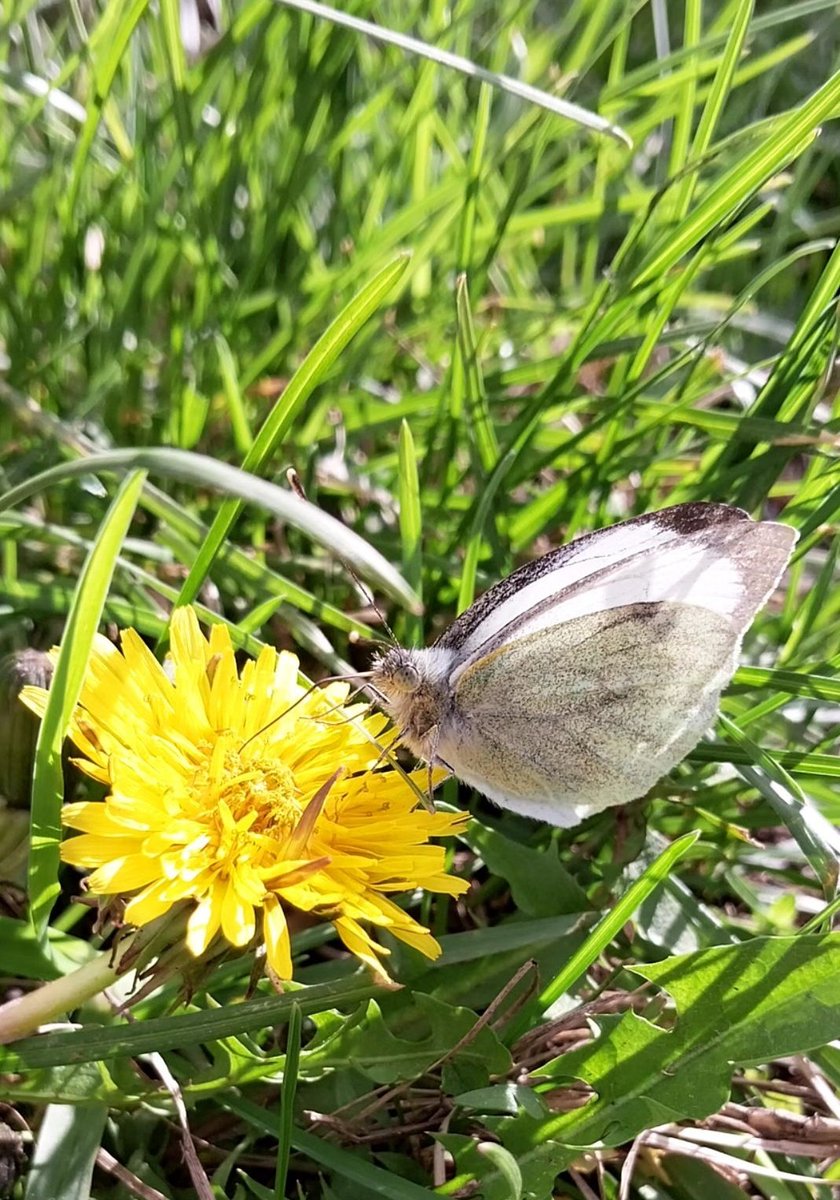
371,503,796,827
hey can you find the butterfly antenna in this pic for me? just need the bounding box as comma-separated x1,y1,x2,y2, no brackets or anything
238,671,368,752
286,467,401,650
302,681,380,724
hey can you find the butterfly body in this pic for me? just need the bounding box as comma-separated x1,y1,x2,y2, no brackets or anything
371,503,796,827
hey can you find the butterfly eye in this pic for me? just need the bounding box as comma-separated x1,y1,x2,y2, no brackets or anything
372,649,422,693
395,656,421,689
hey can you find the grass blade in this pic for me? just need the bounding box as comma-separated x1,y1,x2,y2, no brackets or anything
276,0,632,146
175,252,412,608
398,419,424,645
27,471,146,940
0,449,421,613
634,69,840,286
507,832,701,1040
231,1096,441,1199
720,714,840,897
274,1002,302,1200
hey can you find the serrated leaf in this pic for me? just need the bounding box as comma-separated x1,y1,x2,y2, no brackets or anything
1,1060,152,1107
456,935,840,1197
526,933,840,1147
302,992,510,1085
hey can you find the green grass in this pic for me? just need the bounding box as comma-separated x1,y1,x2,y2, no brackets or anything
2,0,840,1196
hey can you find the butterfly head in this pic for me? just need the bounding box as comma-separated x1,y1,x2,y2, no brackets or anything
370,646,454,759
370,647,425,695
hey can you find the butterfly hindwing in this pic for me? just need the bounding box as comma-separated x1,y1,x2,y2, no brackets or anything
436,601,741,825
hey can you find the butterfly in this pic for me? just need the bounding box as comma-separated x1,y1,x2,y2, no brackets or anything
370,502,796,827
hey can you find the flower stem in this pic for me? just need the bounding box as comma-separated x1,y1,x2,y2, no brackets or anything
0,946,129,1043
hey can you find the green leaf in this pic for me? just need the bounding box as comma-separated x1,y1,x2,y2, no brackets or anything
454,1083,547,1118
0,916,95,981
24,1102,107,1200
302,992,510,1086
472,1142,523,1200
527,933,840,1146
466,823,590,917
27,470,146,939
3,1059,153,1108
664,1155,756,1200
436,1133,566,1200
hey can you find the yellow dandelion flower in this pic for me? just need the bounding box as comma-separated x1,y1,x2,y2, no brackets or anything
22,608,469,982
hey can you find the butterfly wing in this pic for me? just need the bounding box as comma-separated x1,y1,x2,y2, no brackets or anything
437,503,796,678
435,602,742,825
432,504,797,826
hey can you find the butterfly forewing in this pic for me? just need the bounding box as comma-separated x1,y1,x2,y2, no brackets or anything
439,503,796,680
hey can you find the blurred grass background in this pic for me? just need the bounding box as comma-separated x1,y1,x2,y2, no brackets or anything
2,0,840,1197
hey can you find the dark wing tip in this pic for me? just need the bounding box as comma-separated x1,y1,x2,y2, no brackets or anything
650,501,750,535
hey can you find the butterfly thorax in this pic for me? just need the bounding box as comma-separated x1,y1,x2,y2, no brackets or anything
370,646,455,760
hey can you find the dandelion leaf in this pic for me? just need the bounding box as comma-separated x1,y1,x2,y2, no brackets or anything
302,992,510,1086
526,933,840,1147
